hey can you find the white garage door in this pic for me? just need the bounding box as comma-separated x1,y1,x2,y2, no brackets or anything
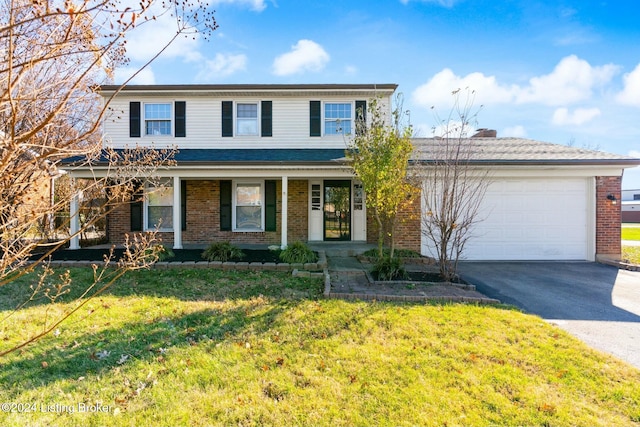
447,178,589,261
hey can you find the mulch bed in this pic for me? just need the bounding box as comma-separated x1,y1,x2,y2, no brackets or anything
31,248,283,263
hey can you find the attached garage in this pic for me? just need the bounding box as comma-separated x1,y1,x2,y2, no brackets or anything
461,177,591,261
413,137,640,262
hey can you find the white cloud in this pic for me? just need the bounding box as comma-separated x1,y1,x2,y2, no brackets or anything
629,150,640,158
516,55,618,106
412,56,620,116
412,68,515,110
195,53,247,81
502,125,527,138
113,66,156,84
551,107,601,126
345,65,358,75
272,40,330,76
616,63,640,106
210,0,267,12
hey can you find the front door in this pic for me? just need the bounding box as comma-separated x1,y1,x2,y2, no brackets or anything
324,180,351,241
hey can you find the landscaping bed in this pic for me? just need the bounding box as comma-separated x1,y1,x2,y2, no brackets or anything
33,248,283,264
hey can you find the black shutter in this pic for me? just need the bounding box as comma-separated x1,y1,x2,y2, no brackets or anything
355,100,367,136
265,180,276,232
130,182,143,231
309,100,321,137
130,102,141,138
175,101,186,137
181,180,187,231
261,101,272,137
222,101,233,137
220,180,232,231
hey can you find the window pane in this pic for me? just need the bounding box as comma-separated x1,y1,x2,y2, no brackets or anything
237,118,258,135
237,104,257,118
146,120,171,135
236,184,261,205
324,103,352,135
148,206,173,229
236,206,261,230
144,103,171,119
148,183,173,206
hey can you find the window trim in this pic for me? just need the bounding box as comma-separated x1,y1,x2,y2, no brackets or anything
143,102,173,137
144,179,174,232
232,180,265,232
323,101,354,137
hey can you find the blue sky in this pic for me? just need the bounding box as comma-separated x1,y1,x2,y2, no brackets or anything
115,0,640,189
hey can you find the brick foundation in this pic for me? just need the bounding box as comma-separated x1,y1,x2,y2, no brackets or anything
595,176,622,260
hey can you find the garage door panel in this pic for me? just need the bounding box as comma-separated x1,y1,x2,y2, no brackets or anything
426,177,590,261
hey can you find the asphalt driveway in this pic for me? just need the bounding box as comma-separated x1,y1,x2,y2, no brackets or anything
459,262,640,369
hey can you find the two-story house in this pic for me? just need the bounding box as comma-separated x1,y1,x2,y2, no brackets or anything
64,83,640,261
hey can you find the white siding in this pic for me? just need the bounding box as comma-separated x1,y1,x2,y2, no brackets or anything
103,93,391,150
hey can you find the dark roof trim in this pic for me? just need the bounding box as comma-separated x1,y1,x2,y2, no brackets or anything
100,83,398,93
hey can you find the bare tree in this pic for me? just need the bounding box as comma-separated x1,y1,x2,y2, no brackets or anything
416,89,491,282
0,0,216,355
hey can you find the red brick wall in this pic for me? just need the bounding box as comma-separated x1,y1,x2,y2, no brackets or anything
365,186,421,253
108,179,309,246
595,176,621,258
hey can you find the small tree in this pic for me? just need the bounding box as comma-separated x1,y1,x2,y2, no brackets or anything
347,95,414,258
0,0,216,355
417,89,491,281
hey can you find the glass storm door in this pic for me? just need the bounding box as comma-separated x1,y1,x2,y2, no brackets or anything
324,180,351,241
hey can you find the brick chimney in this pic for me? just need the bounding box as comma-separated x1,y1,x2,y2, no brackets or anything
472,128,497,138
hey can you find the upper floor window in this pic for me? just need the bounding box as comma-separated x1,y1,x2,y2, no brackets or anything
130,101,185,138
324,103,352,135
222,100,272,138
634,194,640,200
236,103,258,136
145,103,172,136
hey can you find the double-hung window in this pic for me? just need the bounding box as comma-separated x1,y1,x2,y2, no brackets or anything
236,103,258,136
145,103,172,136
324,103,352,135
234,183,263,231
146,179,173,230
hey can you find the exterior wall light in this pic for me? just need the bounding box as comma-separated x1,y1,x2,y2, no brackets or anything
606,194,617,205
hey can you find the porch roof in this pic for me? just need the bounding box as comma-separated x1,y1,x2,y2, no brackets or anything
64,148,349,166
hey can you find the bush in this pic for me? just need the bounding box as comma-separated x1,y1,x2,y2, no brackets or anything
279,241,317,264
202,242,244,262
363,248,421,258
372,256,408,281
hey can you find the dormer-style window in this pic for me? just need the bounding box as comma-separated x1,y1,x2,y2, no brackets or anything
145,103,172,136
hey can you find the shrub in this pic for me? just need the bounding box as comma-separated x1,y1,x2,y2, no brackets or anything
279,241,317,264
202,242,244,262
372,256,408,281
363,248,421,259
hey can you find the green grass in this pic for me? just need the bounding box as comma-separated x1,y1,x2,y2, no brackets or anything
1,268,640,426
622,227,640,241
623,246,640,265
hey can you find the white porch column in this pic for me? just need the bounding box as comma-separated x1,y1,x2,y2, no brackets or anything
281,176,288,249
69,192,80,250
172,176,182,249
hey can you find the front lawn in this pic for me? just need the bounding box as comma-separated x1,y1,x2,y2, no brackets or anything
622,227,640,241
1,268,639,426
623,246,640,265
